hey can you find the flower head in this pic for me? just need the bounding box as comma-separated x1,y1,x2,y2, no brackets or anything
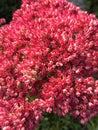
0,0,98,129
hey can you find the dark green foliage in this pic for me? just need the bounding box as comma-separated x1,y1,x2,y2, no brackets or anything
36,113,98,130
86,0,98,17
0,0,21,23
36,113,87,130
87,116,98,130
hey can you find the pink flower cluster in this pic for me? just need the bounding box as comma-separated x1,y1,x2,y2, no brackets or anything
0,18,6,26
0,0,98,129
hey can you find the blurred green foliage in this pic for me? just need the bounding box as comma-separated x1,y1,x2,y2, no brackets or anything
36,113,98,130
0,0,98,130
36,113,87,130
86,0,98,17
0,0,21,23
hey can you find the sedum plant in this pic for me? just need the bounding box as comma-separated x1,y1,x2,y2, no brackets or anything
0,0,98,130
